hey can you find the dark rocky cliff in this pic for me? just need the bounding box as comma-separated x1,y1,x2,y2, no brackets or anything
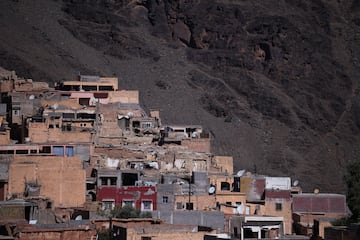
1,0,359,192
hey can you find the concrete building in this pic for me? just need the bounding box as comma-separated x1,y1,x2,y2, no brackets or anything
230,215,285,240
97,186,157,212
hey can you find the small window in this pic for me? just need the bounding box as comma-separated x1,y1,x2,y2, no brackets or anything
102,200,115,211
275,203,282,211
176,202,183,210
100,177,107,186
185,202,193,210
162,196,169,203
65,146,74,157
141,122,152,128
226,201,232,206
40,146,51,153
122,200,135,208
141,200,153,211
16,149,28,155
221,182,230,191
110,177,117,186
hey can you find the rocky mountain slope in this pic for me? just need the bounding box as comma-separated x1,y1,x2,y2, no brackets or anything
1,0,359,192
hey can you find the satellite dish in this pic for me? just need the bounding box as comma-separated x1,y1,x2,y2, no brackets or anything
75,215,82,220
236,170,246,177
52,103,58,110
293,180,299,187
235,205,243,214
314,188,320,194
208,185,216,195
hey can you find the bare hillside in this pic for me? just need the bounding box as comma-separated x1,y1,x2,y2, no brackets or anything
1,0,360,192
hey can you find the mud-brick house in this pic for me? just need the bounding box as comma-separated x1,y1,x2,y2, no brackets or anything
56,75,118,92
292,193,350,237
207,173,247,215
264,189,292,235
95,218,215,240
0,155,10,201
28,93,96,143
263,177,292,235
96,102,160,146
8,155,86,208
160,125,211,152
0,104,10,145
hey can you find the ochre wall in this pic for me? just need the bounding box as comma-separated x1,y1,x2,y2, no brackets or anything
126,228,206,240
108,90,139,104
16,229,96,240
9,155,86,208
265,199,292,234
181,138,211,153
28,122,91,143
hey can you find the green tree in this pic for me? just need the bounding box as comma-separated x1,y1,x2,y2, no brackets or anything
344,161,360,221
110,205,152,219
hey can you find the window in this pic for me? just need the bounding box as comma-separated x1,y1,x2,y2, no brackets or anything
100,177,107,186
275,203,282,211
66,146,74,157
141,122,152,128
226,201,232,206
110,177,117,186
100,177,117,186
102,200,115,211
176,202,183,210
162,196,169,203
221,182,230,191
16,149,28,155
122,200,135,208
141,237,151,240
186,202,194,210
141,200,153,211
53,146,64,156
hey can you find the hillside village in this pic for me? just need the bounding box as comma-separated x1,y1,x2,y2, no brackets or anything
0,68,357,240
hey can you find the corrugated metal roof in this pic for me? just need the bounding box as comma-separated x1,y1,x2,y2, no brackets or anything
265,189,291,200
292,194,347,213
